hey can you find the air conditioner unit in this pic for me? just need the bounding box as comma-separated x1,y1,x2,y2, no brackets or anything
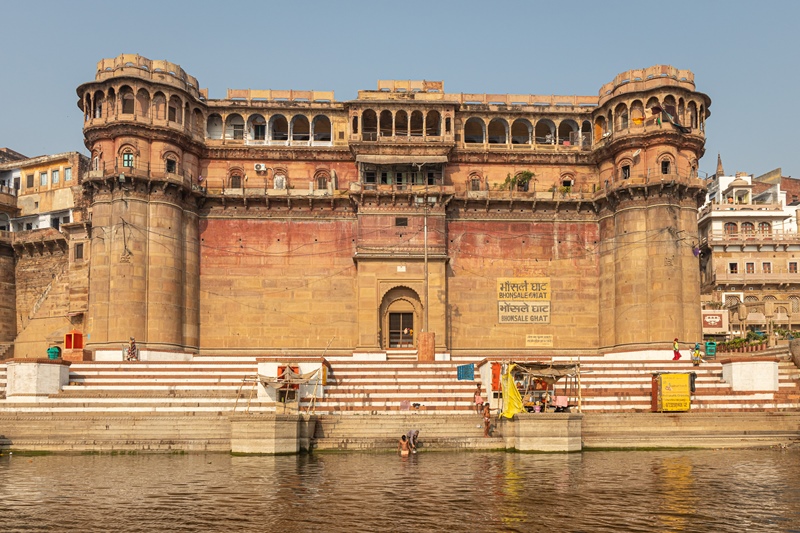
254,163,267,172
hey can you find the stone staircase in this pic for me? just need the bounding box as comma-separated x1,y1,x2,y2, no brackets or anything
304,359,479,414
0,350,797,416
553,351,800,413
0,359,272,414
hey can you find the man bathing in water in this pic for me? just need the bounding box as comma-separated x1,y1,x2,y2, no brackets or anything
398,434,410,456
406,429,419,453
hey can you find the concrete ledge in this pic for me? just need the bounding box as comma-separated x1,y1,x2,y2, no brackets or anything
582,412,800,449
230,414,316,454
505,413,583,452
6,359,71,399
720,357,779,391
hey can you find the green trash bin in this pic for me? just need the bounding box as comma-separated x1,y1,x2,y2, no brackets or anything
705,341,717,359
47,346,60,360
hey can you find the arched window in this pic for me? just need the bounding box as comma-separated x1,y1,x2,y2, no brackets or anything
362,110,377,141
487,118,508,144
351,115,359,134
464,118,485,144
741,222,755,235
121,149,134,169
248,114,267,142
273,168,287,190
724,222,738,235
646,96,660,115
535,119,556,144
561,174,575,190
193,109,204,137
312,115,331,142
659,156,673,175
225,113,245,140
229,173,242,189
615,103,628,130
314,169,330,191
558,120,579,145
410,111,423,137
168,95,182,123
395,110,408,136
270,114,289,141
107,88,117,116
593,116,606,142
688,101,698,129
426,110,441,136
164,153,178,174
468,172,482,192
580,121,591,148
291,115,310,141
206,114,223,139
789,296,800,313
759,222,772,235
152,92,165,120
93,91,105,119
380,110,393,137
136,89,150,117
511,119,532,145
618,159,633,180
630,100,644,127
120,86,134,114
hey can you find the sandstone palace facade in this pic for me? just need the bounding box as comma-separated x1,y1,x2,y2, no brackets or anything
53,55,711,360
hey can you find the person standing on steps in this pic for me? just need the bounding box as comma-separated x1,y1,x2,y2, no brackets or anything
672,338,682,361
692,342,702,366
483,402,492,437
474,384,484,415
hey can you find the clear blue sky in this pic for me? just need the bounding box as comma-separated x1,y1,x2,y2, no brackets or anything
1,0,797,178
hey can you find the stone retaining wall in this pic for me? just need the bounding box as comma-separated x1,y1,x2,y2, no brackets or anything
1,412,798,453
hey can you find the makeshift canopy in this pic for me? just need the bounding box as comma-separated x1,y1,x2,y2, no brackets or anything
499,361,582,418
258,367,320,389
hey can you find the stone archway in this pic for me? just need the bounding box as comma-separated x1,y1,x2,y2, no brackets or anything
379,286,423,350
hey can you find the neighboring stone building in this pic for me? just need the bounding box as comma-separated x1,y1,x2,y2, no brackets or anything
0,151,90,358
699,161,800,339
4,54,708,362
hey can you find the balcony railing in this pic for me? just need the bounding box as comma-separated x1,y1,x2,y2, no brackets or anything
710,266,800,284
86,159,198,189
699,201,784,218
703,230,800,246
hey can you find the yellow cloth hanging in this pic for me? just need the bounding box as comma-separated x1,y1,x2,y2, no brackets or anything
501,363,525,419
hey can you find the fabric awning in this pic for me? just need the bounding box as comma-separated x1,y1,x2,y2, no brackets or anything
355,155,448,165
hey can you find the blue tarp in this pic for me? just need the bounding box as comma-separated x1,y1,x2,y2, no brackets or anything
457,363,475,381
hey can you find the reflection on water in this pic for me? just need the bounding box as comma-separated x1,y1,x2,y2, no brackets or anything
1,449,799,532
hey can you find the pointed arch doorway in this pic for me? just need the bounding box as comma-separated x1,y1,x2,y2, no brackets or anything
379,286,422,350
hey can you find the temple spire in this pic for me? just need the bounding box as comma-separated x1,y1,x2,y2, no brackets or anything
716,154,725,177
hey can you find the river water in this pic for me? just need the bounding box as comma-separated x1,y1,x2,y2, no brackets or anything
1,449,799,532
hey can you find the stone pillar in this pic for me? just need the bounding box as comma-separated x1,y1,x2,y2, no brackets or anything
418,332,435,361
